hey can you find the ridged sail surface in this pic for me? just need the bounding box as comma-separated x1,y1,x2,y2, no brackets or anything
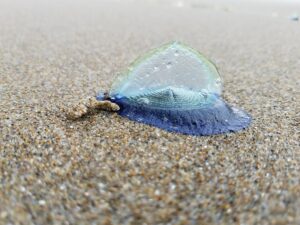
110,42,222,109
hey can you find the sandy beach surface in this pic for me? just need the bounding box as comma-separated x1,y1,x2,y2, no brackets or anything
0,0,299,224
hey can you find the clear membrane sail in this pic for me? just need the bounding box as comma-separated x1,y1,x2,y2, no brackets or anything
110,42,222,109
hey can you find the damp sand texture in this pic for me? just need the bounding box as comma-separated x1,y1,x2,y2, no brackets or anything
0,0,300,224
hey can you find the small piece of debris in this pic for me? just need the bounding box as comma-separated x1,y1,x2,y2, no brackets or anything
38,200,46,206
290,14,299,21
66,96,120,120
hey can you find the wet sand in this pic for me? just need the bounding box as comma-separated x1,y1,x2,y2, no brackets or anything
0,0,299,224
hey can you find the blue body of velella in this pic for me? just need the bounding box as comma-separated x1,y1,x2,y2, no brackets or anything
96,93,251,136
96,42,252,136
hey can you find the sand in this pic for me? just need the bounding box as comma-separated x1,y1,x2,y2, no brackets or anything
0,0,299,224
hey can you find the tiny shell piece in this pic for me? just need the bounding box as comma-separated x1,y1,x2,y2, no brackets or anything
67,97,119,120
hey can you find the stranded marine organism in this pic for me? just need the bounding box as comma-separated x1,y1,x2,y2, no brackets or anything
67,42,251,136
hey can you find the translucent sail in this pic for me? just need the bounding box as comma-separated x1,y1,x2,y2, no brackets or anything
110,42,222,109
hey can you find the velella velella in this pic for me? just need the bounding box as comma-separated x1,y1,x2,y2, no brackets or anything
84,42,251,135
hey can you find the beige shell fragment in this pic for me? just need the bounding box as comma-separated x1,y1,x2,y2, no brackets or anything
66,97,119,120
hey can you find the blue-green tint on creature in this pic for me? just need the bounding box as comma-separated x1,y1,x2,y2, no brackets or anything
97,42,251,135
